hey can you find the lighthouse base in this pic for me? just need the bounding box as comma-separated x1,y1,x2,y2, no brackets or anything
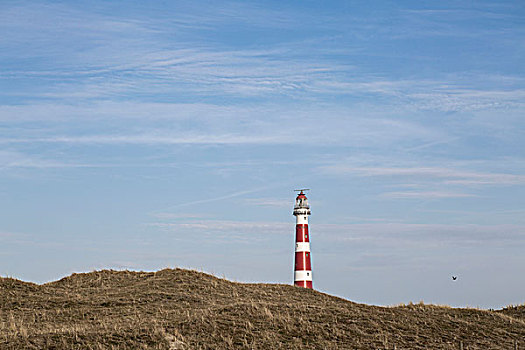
294,280,313,289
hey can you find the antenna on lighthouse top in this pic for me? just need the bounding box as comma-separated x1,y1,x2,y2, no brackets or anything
294,188,310,193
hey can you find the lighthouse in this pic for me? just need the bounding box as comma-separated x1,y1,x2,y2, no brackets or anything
293,189,313,289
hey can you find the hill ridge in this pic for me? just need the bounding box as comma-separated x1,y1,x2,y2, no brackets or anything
1,268,524,349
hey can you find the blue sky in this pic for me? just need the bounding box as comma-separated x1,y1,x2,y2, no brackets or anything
1,0,524,308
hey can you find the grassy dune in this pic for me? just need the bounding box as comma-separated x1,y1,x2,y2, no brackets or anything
1,268,524,349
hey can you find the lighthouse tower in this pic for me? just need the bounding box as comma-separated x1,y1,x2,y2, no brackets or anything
293,189,313,289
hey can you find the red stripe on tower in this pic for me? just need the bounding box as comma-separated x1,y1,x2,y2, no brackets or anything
293,189,313,289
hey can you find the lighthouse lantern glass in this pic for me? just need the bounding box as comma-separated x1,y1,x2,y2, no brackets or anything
295,197,309,209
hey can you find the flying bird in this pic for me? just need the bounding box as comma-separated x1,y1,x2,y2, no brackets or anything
452,276,457,281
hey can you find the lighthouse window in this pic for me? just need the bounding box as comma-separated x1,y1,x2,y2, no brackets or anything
304,216,306,220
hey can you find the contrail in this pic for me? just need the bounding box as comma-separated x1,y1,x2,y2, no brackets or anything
157,184,284,211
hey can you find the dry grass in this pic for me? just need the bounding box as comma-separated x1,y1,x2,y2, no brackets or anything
1,268,524,349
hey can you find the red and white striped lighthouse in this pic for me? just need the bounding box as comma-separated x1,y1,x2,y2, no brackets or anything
293,189,313,289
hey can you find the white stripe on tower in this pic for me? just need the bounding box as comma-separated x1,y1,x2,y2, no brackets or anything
295,242,310,252
294,270,313,281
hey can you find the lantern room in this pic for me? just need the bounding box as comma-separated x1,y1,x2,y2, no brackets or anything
293,190,311,216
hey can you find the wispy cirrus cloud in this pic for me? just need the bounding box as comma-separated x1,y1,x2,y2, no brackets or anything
148,220,289,245
0,150,92,170
150,220,288,233
381,191,476,199
147,218,525,246
3,2,524,112
0,134,288,145
0,101,445,148
150,213,211,220
157,187,276,211
243,198,291,208
319,165,525,186
0,231,17,239
405,87,525,112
